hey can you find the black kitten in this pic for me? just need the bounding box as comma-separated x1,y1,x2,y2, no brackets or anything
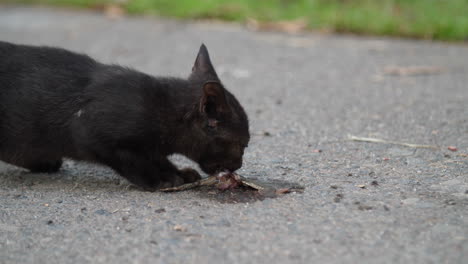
0,41,250,191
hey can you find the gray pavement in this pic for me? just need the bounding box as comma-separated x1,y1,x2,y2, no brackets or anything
0,6,467,264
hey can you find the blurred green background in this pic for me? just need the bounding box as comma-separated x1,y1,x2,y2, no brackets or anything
4,0,468,41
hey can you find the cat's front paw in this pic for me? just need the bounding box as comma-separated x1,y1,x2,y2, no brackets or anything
156,168,201,190
179,168,201,183
157,175,185,189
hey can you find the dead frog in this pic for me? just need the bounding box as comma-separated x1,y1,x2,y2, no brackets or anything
160,171,304,196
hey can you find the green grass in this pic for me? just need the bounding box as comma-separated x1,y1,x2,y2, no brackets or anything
4,0,468,41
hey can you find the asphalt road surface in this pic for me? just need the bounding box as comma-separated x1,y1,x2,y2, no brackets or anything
0,6,467,264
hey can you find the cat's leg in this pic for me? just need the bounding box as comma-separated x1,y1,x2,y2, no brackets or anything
25,159,63,173
177,168,202,183
93,149,202,191
99,150,197,191
0,146,63,173
102,150,162,191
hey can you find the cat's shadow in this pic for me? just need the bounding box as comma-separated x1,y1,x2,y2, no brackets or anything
1,161,304,204
0,155,205,192
0,161,128,192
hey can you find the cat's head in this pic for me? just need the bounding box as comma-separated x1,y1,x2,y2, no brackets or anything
185,44,250,173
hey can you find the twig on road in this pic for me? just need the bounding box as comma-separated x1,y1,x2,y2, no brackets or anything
159,174,267,192
383,66,445,76
348,135,439,149
159,175,219,192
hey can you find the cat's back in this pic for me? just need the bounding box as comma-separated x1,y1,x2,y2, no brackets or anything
0,41,97,75
0,41,99,110
0,41,99,132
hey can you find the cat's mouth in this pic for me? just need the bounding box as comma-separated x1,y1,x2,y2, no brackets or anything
200,163,224,174
200,162,241,175
199,157,242,174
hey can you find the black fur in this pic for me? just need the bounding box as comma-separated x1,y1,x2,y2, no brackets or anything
0,41,249,191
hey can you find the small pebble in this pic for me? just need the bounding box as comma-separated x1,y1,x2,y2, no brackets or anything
155,208,166,213
358,205,373,211
334,194,343,203
173,225,187,232
447,146,458,152
95,209,111,216
190,201,201,206
445,199,456,205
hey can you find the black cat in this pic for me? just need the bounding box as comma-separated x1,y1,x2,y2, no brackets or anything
0,41,250,191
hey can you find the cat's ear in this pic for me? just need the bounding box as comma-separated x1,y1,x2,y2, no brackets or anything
199,81,229,119
192,44,218,79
